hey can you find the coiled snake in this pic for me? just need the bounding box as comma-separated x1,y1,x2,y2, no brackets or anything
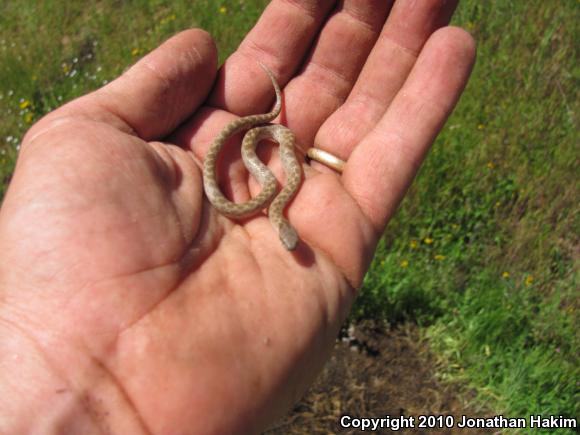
202,63,302,250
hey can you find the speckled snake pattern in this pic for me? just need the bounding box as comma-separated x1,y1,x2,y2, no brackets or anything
202,63,302,250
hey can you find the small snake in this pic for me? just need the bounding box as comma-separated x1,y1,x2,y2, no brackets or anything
202,63,302,251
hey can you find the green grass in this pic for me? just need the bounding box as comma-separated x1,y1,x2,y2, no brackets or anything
1,0,578,432
357,1,579,431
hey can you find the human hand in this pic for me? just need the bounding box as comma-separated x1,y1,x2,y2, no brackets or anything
0,1,475,433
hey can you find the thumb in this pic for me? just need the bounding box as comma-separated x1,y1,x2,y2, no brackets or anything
36,29,218,142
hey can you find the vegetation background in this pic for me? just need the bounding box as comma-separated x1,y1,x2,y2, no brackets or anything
0,0,577,433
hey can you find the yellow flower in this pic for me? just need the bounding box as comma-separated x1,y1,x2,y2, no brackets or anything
424,237,433,245
478,123,485,130
409,240,418,249
24,112,34,124
219,6,227,14
434,254,445,261
525,275,534,286
131,48,141,57
19,100,31,109
502,271,510,279
487,161,495,169
400,259,409,268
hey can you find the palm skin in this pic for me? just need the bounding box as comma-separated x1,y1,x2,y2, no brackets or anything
0,1,475,434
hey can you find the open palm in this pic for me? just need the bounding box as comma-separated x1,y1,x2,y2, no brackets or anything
0,1,474,434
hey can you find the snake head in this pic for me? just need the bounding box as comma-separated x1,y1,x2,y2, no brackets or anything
279,222,299,251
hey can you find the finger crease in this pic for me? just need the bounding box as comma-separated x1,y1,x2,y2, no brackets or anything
306,60,352,97
378,31,421,59
348,89,391,114
338,8,380,34
238,42,283,78
278,0,326,19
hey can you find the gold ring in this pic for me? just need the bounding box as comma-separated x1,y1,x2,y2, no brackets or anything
307,147,346,173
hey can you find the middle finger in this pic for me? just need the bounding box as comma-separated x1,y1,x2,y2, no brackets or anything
283,0,393,150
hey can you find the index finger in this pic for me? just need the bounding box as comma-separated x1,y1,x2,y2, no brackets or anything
208,0,336,116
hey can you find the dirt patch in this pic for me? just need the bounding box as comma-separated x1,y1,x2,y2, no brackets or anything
265,321,491,434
